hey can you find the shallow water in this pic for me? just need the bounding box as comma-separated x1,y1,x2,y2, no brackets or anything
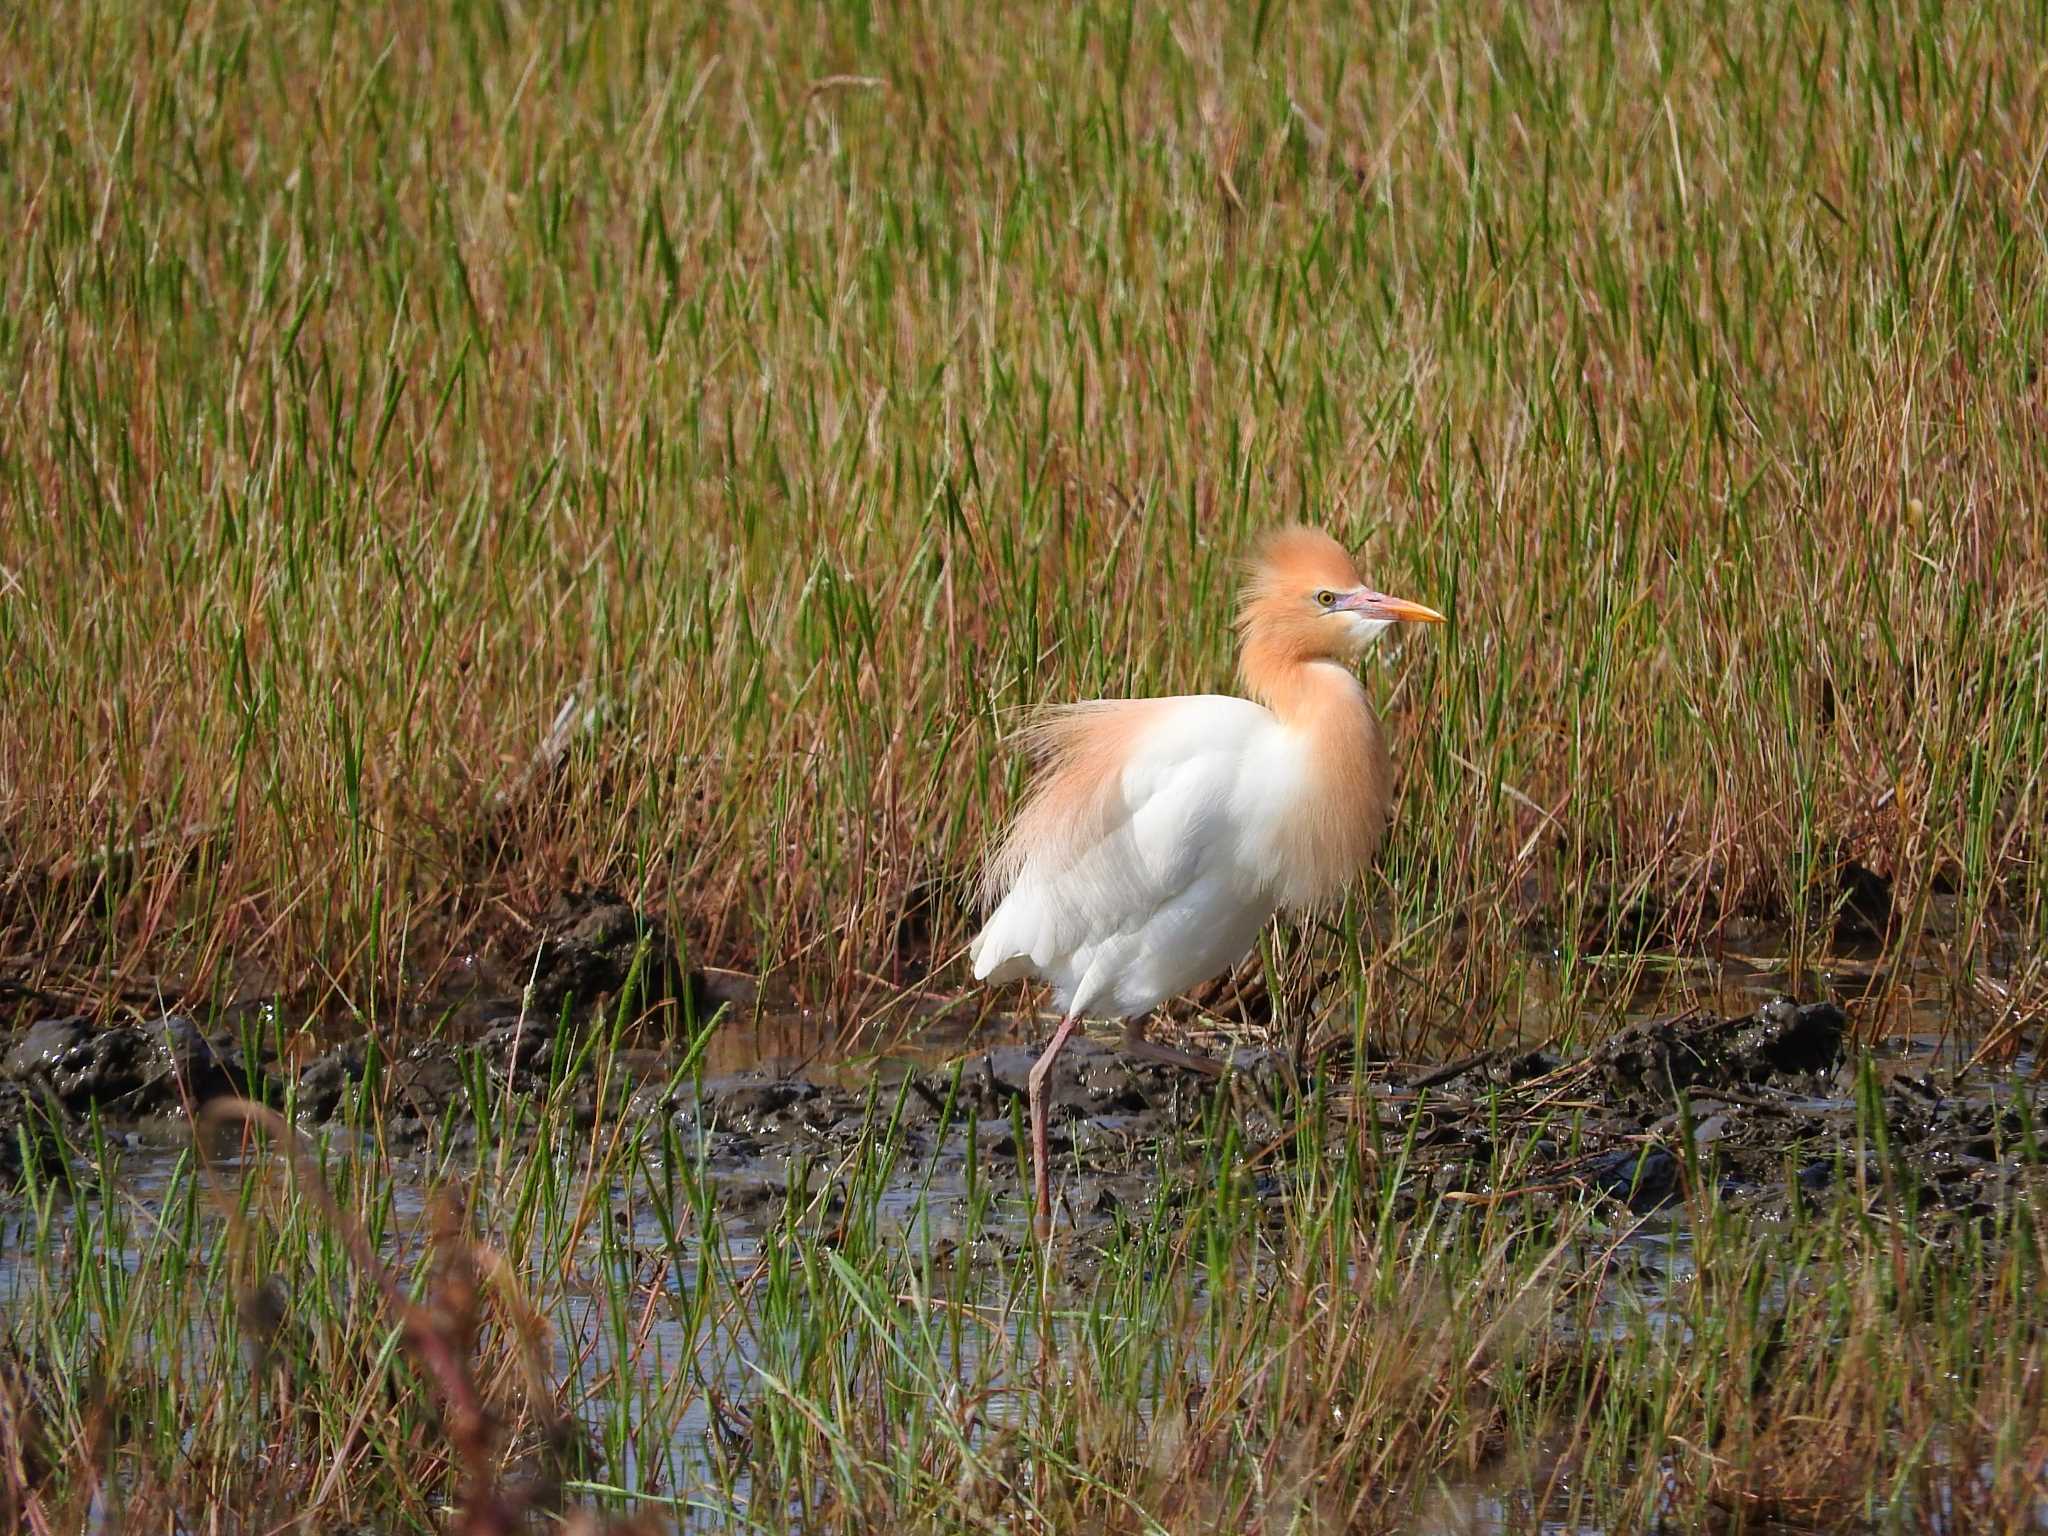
0,1132,1020,1531
0,1114,1840,1533
2,930,2041,1532
12,1148,1973,1536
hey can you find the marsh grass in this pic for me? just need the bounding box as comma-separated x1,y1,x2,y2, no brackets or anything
1,1030,2044,1532
3,10,2045,1528
2,0,2045,1049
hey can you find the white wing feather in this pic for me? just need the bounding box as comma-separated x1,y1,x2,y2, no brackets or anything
970,695,1297,1018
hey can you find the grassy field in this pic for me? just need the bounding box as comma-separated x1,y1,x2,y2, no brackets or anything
3,0,2044,1048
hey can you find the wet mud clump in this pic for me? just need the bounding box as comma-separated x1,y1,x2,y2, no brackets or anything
0,1012,271,1187
0,1081,65,1189
2,1013,263,1117
1407,997,2042,1235
518,886,714,1026
1586,997,1847,1110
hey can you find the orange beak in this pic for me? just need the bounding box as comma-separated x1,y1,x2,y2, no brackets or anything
1341,589,1446,624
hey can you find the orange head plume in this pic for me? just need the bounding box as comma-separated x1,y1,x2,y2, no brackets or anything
1235,526,1443,703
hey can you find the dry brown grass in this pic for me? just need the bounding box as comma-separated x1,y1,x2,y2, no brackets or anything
1,0,2043,1049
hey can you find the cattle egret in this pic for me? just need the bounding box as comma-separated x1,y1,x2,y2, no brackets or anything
971,527,1444,1237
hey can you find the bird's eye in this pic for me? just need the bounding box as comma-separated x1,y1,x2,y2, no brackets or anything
1315,589,1336,608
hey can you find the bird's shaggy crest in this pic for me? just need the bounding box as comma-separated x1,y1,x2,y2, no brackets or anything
1241,525,1365,602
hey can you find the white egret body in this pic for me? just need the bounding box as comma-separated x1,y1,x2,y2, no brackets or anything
971,527,1445,1236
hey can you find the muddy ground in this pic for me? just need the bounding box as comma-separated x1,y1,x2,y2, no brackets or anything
3,889,2042,1241
3,947,2043,1249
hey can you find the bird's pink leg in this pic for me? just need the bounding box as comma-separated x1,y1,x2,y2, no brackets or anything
1027,1013,1081,1240
1121,1014,1226,1077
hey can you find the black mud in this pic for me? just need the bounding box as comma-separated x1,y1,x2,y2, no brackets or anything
2,980,2042,1250
1385,999,2045,1236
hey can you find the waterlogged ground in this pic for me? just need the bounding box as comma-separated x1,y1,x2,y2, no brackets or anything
5,920,2039,1255
5,996,2040,1246
3,923,2045,1531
